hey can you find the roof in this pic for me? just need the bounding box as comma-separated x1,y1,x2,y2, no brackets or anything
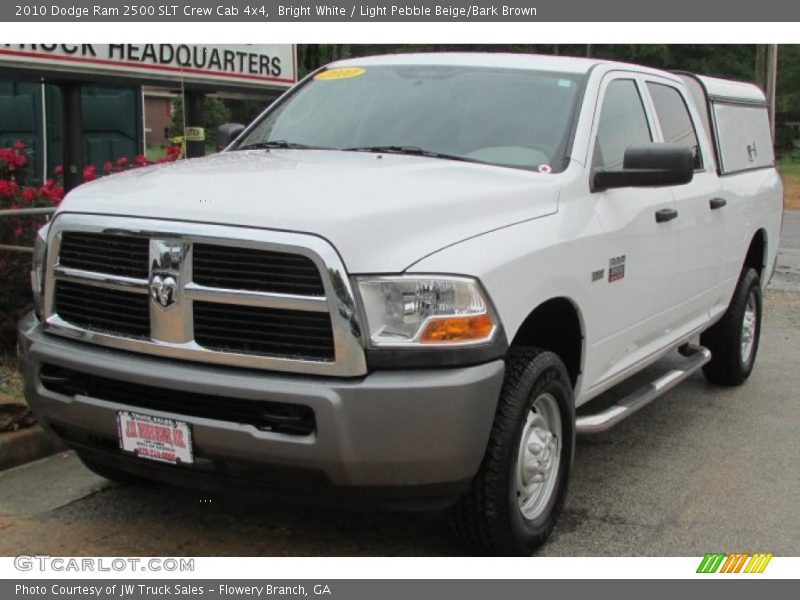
328,53,764,104
329,52,605,75
697,75,767,104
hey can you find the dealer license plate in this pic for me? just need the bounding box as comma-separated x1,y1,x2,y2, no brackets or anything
117,411,194,465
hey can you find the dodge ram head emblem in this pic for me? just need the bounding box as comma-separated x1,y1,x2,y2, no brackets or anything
150,274,178,308
149,240,186,309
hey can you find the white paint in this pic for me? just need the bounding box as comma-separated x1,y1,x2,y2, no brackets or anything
57,54,783,406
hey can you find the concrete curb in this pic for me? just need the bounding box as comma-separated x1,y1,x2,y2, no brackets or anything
0,425,65,472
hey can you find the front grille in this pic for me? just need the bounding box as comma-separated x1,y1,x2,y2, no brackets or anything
41,364,316,436
54,280,150,338
193,243,325,296
194,302,335,361
44,217,366,376
59,232,149,278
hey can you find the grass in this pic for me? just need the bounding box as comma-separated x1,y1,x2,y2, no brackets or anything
778,157,800,210
146,146,169,162
146,145,217,162
0,353,23,405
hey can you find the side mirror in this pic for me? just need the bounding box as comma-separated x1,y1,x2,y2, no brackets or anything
216,123,246,152
593,143,694,192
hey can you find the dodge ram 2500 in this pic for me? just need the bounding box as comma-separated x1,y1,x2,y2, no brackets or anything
18,53,783,555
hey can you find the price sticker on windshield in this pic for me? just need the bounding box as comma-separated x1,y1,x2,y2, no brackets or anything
315,67,366,81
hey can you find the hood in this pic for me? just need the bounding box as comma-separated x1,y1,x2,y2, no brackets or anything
58,150,560,273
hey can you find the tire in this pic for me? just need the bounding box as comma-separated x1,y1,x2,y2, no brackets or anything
77,453,154,486
700,267,762,386
449,347,575,556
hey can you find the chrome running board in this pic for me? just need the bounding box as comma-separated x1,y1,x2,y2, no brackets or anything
576,343,711,435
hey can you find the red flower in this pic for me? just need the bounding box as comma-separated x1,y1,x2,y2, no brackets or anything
0,179,10,198
12,140,26,152
0,148,14,164
117,156,129,167
51,185,64,204
165,145,181,160
83,164,97,182
1,148,17,171
14,153,27,168
134,154,148,167
22,187,39,203
9,180,18,194
54,165,63,175
103,161,113,173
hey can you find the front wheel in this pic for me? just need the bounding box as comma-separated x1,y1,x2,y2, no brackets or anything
449,347,575,555
701,268,762,386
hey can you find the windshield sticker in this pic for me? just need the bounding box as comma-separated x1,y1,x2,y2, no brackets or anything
538,164,552,174
315,67,366,81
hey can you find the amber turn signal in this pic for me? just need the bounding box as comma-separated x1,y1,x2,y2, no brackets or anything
419,314,494,343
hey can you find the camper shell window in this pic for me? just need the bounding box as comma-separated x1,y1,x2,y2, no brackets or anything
675,73,774,176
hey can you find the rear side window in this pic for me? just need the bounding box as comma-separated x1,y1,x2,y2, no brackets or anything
712,103,775,174
593,79,652,170
647,83,703,170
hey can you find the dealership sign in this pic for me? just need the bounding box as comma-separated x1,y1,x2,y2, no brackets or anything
0,44,296,89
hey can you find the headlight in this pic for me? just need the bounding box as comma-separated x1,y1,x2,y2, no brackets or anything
31,223,49,320
356,275,498,347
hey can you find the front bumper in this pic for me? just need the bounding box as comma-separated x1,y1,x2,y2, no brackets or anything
18,313,504,507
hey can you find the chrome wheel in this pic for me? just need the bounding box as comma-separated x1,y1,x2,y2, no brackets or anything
516,392,562,520
740,290,758,364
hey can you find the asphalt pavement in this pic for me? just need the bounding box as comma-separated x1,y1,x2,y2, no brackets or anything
0,213,798,556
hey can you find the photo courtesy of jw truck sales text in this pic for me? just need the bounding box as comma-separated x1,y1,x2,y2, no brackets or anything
0,42,795,559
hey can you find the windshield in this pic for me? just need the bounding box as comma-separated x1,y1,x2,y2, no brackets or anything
236,64,585,171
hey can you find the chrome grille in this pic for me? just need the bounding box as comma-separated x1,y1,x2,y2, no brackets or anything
193,243,325,296
54,280,150,338
59,232,149,278
194,302,334,361
43,215,367,377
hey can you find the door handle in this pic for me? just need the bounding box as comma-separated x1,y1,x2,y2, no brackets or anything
709,197,727,210
655,208,678,223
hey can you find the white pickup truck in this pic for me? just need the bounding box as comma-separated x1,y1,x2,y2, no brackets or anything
19,53,782,555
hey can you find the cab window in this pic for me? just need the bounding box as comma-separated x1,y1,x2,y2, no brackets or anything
592,79,652,170
646,82,703,170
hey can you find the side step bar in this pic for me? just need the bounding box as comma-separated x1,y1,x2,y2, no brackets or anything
575,344,711,435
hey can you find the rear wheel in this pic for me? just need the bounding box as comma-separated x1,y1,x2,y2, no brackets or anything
449,347,575,555
701,268,762,386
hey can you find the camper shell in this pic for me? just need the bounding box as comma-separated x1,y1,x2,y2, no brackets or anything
677,73,775,175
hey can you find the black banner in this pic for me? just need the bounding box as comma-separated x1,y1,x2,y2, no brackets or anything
3,580,797,600
3,0,800,22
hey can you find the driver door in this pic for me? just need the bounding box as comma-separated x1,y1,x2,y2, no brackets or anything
586,74,679,388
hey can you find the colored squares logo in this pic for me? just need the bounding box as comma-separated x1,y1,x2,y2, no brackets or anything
697,553,773,574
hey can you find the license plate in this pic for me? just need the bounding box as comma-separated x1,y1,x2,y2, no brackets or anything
117,411,193,465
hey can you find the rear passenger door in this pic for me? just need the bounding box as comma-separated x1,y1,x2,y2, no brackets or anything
643,78,725,331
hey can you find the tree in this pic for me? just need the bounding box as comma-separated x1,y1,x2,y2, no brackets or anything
169,96,231,140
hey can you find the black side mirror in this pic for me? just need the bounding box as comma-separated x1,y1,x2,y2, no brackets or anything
216,123,246,152
593,143,694,192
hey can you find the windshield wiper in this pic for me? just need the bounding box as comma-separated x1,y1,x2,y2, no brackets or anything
235,140,330,151
342,145,477,164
